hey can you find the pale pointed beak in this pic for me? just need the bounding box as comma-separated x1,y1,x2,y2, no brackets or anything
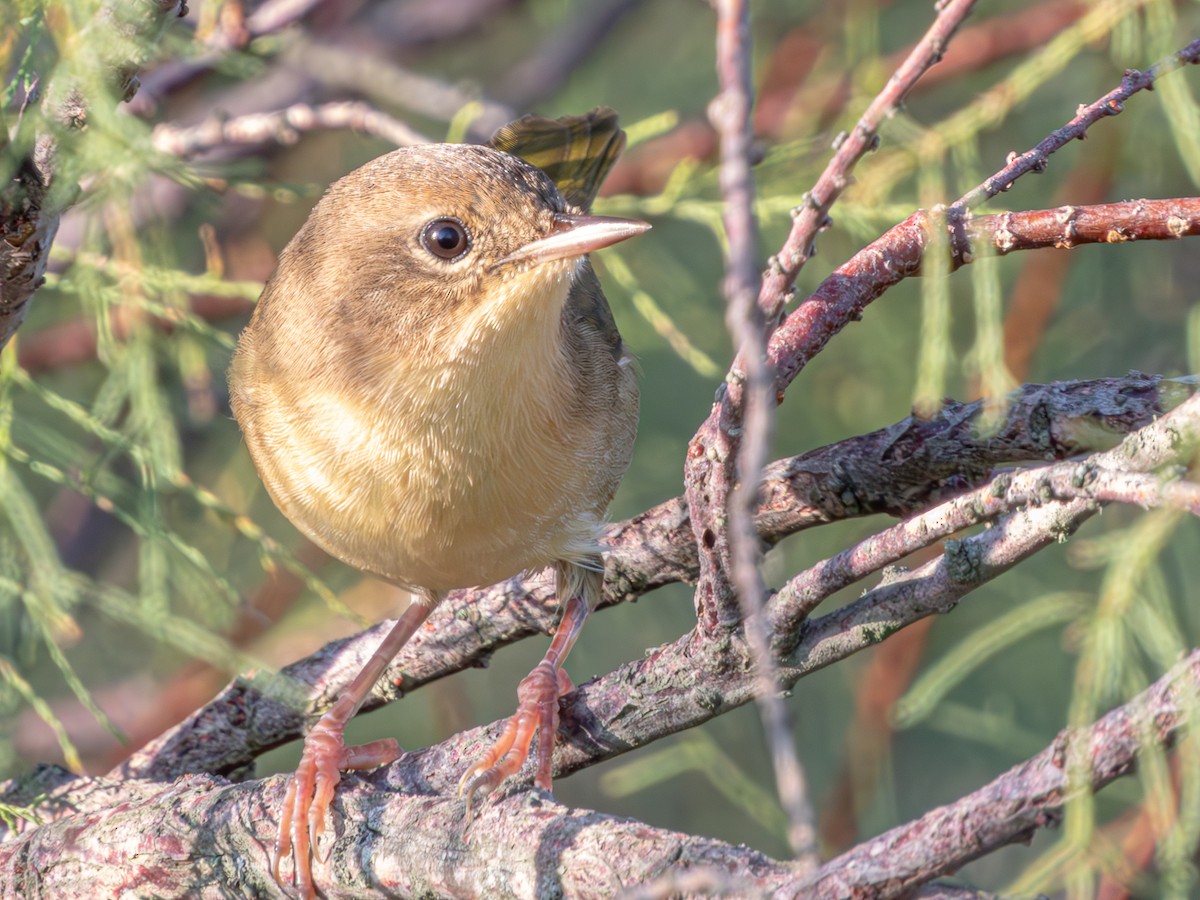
496,213,651,268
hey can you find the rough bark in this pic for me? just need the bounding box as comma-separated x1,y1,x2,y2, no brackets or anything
0,0,187,345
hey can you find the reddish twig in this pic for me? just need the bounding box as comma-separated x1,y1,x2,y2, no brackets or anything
768,193,1200,399
965,197,1200,253
685,0,981,639
766,36,1200,415
759,0,980,321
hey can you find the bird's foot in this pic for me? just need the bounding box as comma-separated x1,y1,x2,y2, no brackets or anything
274,716,401,898
458,660,574,814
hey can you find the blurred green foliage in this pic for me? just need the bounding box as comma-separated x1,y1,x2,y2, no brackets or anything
4,0,1200,893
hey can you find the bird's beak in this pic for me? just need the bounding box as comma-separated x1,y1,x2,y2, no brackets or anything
496,213,651,268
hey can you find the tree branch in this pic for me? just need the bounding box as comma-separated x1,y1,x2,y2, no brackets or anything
150,101,429,157
8,589,1200,898
0,766,804,899
0,0,187,348
109,374,1171,784
707,0,816,862
685,0,979,639
5,384,1196,897
770,388,1200,637
799,648,1200,897
761,0,981,318
955,36,1200,210
769,197,1200,394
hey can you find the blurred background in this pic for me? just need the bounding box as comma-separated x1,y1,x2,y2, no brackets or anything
4,0,1200,894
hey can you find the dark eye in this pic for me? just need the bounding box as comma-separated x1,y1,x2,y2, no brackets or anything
420,217,470,261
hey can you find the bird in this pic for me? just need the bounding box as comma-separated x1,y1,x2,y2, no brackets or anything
228,107,646,897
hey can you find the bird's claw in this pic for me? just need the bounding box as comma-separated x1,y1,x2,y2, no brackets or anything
458,660,572,816
274,719,401,898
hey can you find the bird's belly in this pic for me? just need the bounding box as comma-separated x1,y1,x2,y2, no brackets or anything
251,385,601,593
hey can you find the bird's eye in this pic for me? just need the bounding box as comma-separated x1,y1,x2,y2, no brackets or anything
420,217,470,261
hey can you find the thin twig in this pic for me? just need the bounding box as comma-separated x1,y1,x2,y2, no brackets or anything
796,648,1200,898
954,36,1200,209
150,100,429,157
711,0,816,865
759,0,980,322
711,5,764,621
684,0,980,638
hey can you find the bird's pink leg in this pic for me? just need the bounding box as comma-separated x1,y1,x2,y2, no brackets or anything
458,564,596,811
275,592,438,898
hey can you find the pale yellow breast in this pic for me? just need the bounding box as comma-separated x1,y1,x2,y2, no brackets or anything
232,268,630,593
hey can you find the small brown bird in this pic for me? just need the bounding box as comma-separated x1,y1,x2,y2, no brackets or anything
229,108,646,897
